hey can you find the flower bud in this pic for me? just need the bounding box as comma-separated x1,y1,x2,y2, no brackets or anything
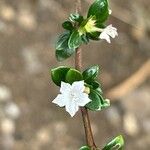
84,86,90,94
78,17,102,35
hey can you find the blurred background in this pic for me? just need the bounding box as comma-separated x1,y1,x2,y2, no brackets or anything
0,0,150,149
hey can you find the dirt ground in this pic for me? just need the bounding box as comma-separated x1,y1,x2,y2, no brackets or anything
0,0,150,150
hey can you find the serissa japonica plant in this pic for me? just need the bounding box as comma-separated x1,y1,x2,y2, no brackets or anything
50,0,124,149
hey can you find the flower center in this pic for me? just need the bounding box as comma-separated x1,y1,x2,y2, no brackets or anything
70,92,78,101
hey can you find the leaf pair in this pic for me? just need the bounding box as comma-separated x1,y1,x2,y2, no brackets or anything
82,65,99,83
51,66,83,86
55,32,76,61
51,65,99,86
51,65,99,87
56,0,110,61
80,135,124,150
86,89,110,111
56,12,85,61
82,65,109,111
102,135,124,150
56,30,85,61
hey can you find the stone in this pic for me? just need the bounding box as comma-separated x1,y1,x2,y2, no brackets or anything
123,112,139,136
5,102,20,119
1,118,15,134
17,9,37,30
22,48,43,74
106,105,121,127
0,85,11,102
0,5,16,21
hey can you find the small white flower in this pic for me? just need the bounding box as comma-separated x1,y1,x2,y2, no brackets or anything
52,81,91,117
99,24,118,43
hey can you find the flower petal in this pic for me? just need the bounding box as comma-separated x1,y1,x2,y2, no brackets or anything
108,30,118,38
65,100,79,117
60,82,71,94
100,32,111,43
99,24,118,43
72,81,85,93
106,24,118,38
52,94,66,107
76,93,91,106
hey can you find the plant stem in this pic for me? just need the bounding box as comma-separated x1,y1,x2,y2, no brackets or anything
75,1,97,149
75,47,97,149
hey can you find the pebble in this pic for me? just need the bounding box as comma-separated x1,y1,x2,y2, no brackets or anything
5,102,20,119
2,134,14,150
36,128,51,144
17,9,37,30
121,86,150,136
142,119,150,133
1,118,15,134
54,121,67,136
106,105,121,127
123,112,139,136
121,86,150,117
22,48,43,74
0,5,16,21
0,85,11,102
0,21,7,32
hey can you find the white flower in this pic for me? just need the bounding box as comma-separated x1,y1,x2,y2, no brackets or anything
99,24,118,43
52,81,91,117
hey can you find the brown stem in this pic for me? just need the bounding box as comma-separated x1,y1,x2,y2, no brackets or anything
75,47,97,149
75,1,97,149
81,108,97,149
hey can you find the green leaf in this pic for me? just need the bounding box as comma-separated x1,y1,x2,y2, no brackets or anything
84,83,93,89
81,34,90,44
102,135,124,150
86,88,109,111
79,146,90,150
87,32,100,41
99,94,110,109
82,65,99,83
65,69,83,84
51,66,70,86
62,21,74,31
68,30,82,49
94,90,110,109
95,87,103,94
90,81,100,89
87,0,109,24
55,32,75,61
86,89,102,111
69,13,84,24
101,99,110,109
